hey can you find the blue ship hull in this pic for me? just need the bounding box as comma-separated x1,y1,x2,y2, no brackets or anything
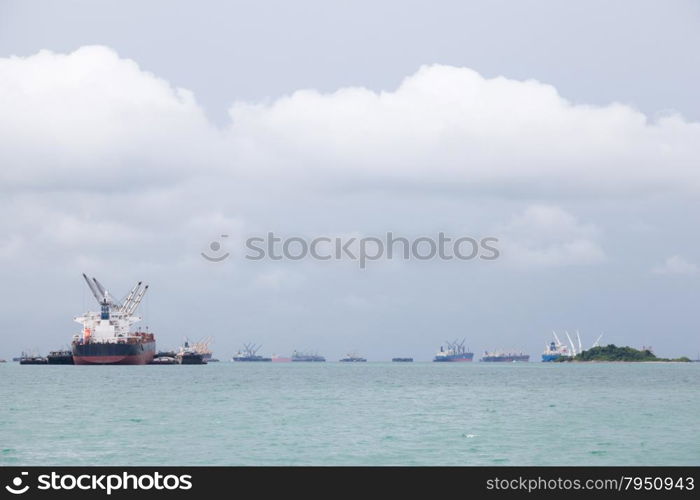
541,354,562,362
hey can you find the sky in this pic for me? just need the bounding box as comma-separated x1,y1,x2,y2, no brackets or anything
0,0,698,360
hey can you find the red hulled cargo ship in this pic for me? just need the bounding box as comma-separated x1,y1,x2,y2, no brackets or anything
71,274,156,365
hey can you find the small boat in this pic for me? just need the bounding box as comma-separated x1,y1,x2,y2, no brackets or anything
47,350,74,365
19,355,48,365
150,356,178,365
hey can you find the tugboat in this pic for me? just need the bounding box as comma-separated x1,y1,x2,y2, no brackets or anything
232,343,271,362
433,339,473,362
47,350,74,365
19,352,48,365
72,274,156,365
340,351,367,362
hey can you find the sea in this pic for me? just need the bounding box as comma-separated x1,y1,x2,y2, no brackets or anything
1,362,698,466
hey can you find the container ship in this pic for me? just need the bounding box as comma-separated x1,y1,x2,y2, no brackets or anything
292,350,326,362
72,274,155,365
480,350,530,362
433,340,473,362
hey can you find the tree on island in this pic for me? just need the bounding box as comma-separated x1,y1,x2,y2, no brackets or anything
556,344,691,362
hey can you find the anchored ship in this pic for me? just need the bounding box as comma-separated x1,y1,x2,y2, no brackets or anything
72,274,155,365
433,339,473,362
189,336,214,362
47,349,74,365
292,350,326,362
176,340,207,365
232,343,271,362
541,330,603,362
272,354,292,362
340,351,367,362
19,351,47,365
481,350,529,362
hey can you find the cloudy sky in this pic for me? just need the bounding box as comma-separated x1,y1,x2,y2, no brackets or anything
1,0,698,360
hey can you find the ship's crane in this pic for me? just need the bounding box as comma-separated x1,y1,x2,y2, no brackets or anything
565,330,577,356
592,333,604,348
119,281,143,314
82,273,123,308
552,330,563,347
82,273,105,305
125,284,149,317
242,343,262,356
576,330,583,355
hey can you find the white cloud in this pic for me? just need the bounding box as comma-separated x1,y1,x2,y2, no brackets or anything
0,46,218,190
1,46,699,197
496,205,606,268
0,45,693,276
226,65,700,194
652,256,698,275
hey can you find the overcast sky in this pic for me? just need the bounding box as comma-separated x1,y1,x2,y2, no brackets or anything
0,0,698,360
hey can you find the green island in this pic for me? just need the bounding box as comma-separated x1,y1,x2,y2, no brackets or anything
556,344,691,362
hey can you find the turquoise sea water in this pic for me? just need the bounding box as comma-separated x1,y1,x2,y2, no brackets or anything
1,362,698,465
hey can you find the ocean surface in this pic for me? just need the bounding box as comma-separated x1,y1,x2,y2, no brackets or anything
1,362,698,466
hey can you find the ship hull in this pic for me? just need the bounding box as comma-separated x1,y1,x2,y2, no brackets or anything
541,354,563,362
481,355,530,362
433,355,474,362
72,341,155,365
47,355,74,365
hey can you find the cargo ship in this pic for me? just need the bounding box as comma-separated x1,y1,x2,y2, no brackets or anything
232,343,271,362
340,352,367,362
72,274,155,365
541,330,603,362
292,350,326,362
433,340,473,362
541,331,575,362
541,340,570,362
176,341,207,365
392,357,413,362
480,351,530,362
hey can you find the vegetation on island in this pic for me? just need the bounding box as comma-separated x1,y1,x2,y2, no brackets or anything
556,344,691,362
